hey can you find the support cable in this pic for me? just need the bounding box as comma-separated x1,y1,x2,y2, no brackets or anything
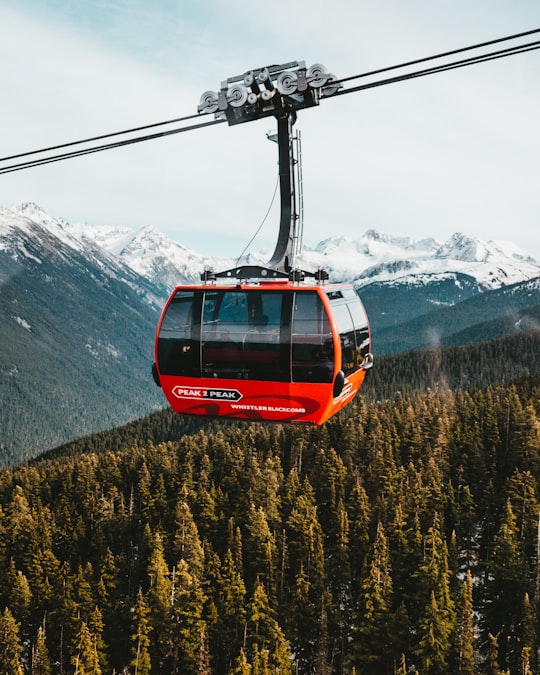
329,40,540,99
334,28,540,88
0,111,212,163
235,175,280,266
0,119,225,174
1,29,539,174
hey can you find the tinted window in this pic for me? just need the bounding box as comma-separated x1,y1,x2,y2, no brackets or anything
201,290,288,381
331,302,357,375
158,291,201,376
329,290,371,373
291,291,334,383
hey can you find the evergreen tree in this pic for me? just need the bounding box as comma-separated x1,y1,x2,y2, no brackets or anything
245,579,291,673
31,624,52,675
71,621,101,675
285,478,325,595
88,606,107,673
243,505,277,593
0,607,24,675
146,531,174,670
485,498,526,669
51,562,84,674
314,596,332,675
415,591,452,674
5,559,32,625
5,485,34,568
414,514,456,674
130,588,152,675
72,563,97,622
347,479,371,586
172,497,205,578
27,548,62,616
484,633,501,675
351,521,395,673
95,547,122,670
517,593,536,674
211,549,247,672
457,570,475,675
170,558,207,673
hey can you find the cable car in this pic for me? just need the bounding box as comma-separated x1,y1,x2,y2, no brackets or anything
153,280,372,424
152,63,373,424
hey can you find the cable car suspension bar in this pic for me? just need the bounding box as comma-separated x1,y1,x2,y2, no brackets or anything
199,61,338,281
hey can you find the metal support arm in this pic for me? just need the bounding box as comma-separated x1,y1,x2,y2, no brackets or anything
267,113,297,272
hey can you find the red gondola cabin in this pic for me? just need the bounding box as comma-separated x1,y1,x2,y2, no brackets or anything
153,280,372,424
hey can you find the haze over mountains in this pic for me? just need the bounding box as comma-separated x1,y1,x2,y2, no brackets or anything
1,202,539,463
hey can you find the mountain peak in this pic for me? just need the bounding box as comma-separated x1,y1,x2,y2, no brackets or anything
436,232,487,262
364,228,388,242
2,204,539,292
15,201,46,216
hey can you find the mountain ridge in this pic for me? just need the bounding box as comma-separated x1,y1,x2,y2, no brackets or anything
7,202,539,293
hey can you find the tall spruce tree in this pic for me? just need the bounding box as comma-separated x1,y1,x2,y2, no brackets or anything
31,623,51,675
170,558,207,673
211,549,247,672
351,521,395,673
244,505,277,593
172,497,205,578
71,621,101,675
0,607,24,675
146,532,173,670
485,498,525,669
245,579,292,673
414,514,456,674
130,588,152,675
457,570,475,675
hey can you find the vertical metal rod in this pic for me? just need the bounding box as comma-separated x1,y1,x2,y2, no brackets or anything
267,113,297,272
294,130,304,261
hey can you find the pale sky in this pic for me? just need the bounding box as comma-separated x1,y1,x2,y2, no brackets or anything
1,0,539,260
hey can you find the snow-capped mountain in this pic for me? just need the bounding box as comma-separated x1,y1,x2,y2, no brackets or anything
301,230,540,289
11,203,538,293
4,203,540,297
1,202,164,307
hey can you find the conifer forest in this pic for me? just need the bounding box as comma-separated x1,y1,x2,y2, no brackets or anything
0,330,539,674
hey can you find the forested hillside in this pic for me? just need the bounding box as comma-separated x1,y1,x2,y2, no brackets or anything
0,331,539,673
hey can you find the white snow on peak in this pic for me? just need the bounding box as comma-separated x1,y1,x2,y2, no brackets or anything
435,232,493,262
299,229,540,289
11,202,84,252
1,203,539,293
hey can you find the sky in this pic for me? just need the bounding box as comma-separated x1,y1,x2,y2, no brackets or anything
1,0,539,260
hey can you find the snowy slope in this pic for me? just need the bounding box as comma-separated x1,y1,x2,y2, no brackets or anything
299,230,540,289
1,203,164,307
4,203,540,293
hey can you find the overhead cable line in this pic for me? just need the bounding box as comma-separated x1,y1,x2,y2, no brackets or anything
335,27,540,87
330,39,540,98
1,28,539,175
0,111,211,162
0,118,225,174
